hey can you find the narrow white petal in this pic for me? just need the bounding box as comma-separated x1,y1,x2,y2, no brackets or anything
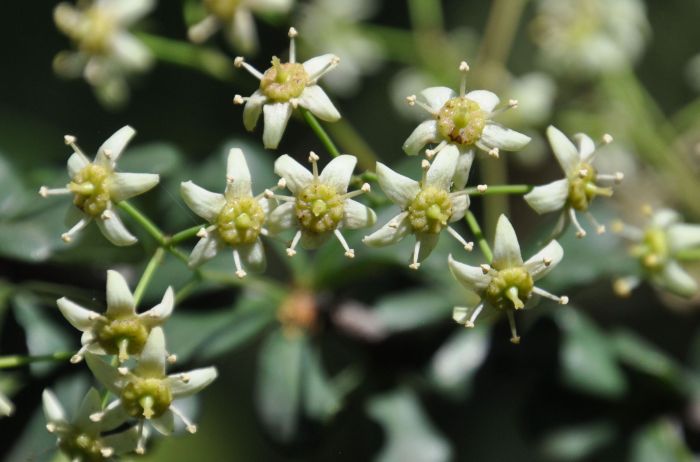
574,133,596,161
523,179,569,214
139,287,174,327
180,181,225,223
167,367,218,398
135,327,166,378
319,154,357,193
96,209,138,246
402,120,439,156
56,297,98,331
104,0,154,25
268,201,296,233
111,32,152,70
228,9,257,54
342,199,376,229
524,240,564,280
238,239,266,272
449,194,470,222
466,90,500,112
262,103,293,149
67,152,89,178
96,126,136,166
243,90,267,131
302,54,337,78
188,232,223,268
492,215,523,268
362,212,411,247
226,148,252,198
42,389,67,425
651,209,680,229
106,270,135,318
108,172,159,202
546,125,580,175
453,146,475,190
668,224,700,252
298,86,341,122
480,123,531,151
426,146,458,190
85,354,124,395
652,261,698,298
419,86,456,111
274,154,313,194
375,162,419,208
151,409,175,435
448,254,491,292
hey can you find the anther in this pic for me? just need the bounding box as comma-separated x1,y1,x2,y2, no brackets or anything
46,423,57,433
277,178,287,189
118,367,129,375
477,184,488,193
288,27,298,38
543,257,552,267
488,148,500,158
233,56,244,67
233,94,245,105
559,296,569,305
508,99,519,108
421,159,430,170
308,151,320,163
39,186,48,197
615,172,624,183
101,210,113,220
406,95,417,106
480,264,491,274
361,183,371,193
89,412,103,422
101,447,114,458
167,354,177,364
602,133,614,144
64,135,77,145
459,61,470,72
578,168,589,178
196,227,208,238
61,233,72,243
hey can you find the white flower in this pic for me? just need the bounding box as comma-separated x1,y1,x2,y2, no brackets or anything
181,148,273,278
233,27,341,149
43,387,138,460
524,126,622,238
363,149,472,269
188,0,294,53
613,208,700,299
268,152,376,257
403,61,531,189
39,126,160,246
57,269,174,364
53,0,155,105
448,215,567,344
86,327,218,454
0,390,13,418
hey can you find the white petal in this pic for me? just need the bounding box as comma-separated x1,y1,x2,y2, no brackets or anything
375,162,419,208
416,233,440,262
574,133,596,161
74,388,102,428
319,154,356,193
102,427,139,454
56,297,98,331
106,270,135,317
466,90,500,112
111,32,152,70
524,240,564,280
99,400,130,432
243,90,267,132
546,125,580,175
167,367,218,398
426,146,458,190
274,154,313,194
96,126,136,166
139,287,174,327
362,212,411,247
85,354,124,395
419,86,456,112
151,409,175,435
225,148,252,198
180,181,225,223
0,392,14,417
104,0,154,25
262,103,293,149
448,254,491,292
298,86,341,122
188,232,223,268
108,172,159,202
248,0,292,12
651,209,680,229
453,146,475,190
523,179,569,214
96,209,137,246
135,327,166,378
402,120,439,156
668,224,700,252
653,261,698,298
492,214,523,269
68,152,88,178
480,123,531,151
228,9,257,54
268,201,296,233
342,199,376,229
42,389,67,425
238,239,266,272
449,194,470,222
303,53,337,79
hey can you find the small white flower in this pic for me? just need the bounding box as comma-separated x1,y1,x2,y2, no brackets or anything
39,126,160,246
43,387,138,460
233,27,341,149
181,148,273,278
268,152,376,257
524,125,622,238
613,208,700,299
86,327,218,454
188,0,294,53
448,215,567,344
53,0,155,105
57,270,174,364
403,61,531,188
0,390,13,418
363,149,472,269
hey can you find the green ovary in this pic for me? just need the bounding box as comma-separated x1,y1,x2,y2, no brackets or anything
567,162,612,211
635,228,669,271
436,97,486,146
70,164,111,217
94,317,149,361
58,432,107,462
121,377,173,420
217,197,265,245
203,0,240,19
485,267,534,311
295,183,344,234
260,57,308,102
408,187,452,234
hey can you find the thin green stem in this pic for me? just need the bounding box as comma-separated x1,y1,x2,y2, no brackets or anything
0,352,71,369
465,211,493,263
465,184,532,196
170,225,204,245
300,107,342,158
133,248,166,306
117,201,166,246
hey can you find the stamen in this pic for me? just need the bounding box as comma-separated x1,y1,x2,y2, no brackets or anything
420,159,430,184
100,447,114,458
135,420,146,454
287,230,302,256
288,27,298,63
233,57,264,80
343,183,370,199
89,411,104,422
543,257,552,267
505,286,525,310
117,338,129,363
278,178,287,189
409,240,421,270
602,133,614,144
140,396,155,419
62,218,90,243
446,226,474,251
118,366,129,375
334,229,355,258
458,60,470,97
595,172,624,184
488,148,500,158
569,208,587,238
232,94,246,105
101,209,113,220
476,184,488,193
171,405,198,434
63,135,90,163
506,311,520,344
425,140,447,159
38,186,70,197
610,220,643,240
480,263,491,274
308,151,320,178
196,227,209,238
70,343,91,364
533,286,568,304
307,55,340,84
613,276,640,298
406,95,417,106
232,249,247,279
465,302,484,328
585,212,606,234
167,353,178,364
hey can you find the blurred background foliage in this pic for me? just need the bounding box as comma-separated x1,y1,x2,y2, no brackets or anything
2,0,700,461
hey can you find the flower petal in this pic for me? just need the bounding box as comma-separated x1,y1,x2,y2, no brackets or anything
102,427,139,455
180,181,225,223
188,232,223,268
319,154,357,193
151,409,175,435
574,133,596,161
479,123,531,151
167,367,218,399
466,90,500,112
651,209,680,229
139,287,174,327
243,90,267,132
274,154,313,194
362,212,411,247
268,201,296,233
56,297,98,331
375,162,419,208
108,172,159,202
134,327,167,378
106,270,135,318
419,86,456,112
262,102,293,149
111,32,152,70
402,120,439,156
85,354,124,395
0,392,14,417
228,8,257,54
225,148,252,198
492,214,523,268
303,53,337,79
448,254,491,292
523,179,569,214
668,224,700,252
453,146,475,190
74,388,102,429
98,399,130,432
95,126,136,166
652,261,698,298
343,199,376,229
238,239,266,273
105,0,154,25
68,152,89,178
42,389,67,425
426,146,458,190
248,0,293,12
96,207,137,246
546,125,580,175
524,240,564,280
449,193,470,222
298,85,340,122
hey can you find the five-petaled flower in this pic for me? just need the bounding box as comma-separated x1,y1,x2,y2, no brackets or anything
233,27,341,149
524,125,622,238
181,148,274,278
363,149,472,269
269,152,376,257
39,126,160,246
86,327,218,454
43,387,138,460
448,215,567,344
403,61,531,189
57,270,174,365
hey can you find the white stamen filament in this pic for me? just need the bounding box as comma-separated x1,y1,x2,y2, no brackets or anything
287,230,302,256
135,420,146,454
172,405,198,434
288,27,297,63
62,217,90,243
233,57,264,80
447,226,474,251
233,249,247,279
533,286,568,304
307,55,340,84
465,302,484,328
64,135,90,163
506,311,520,344
39,186,70,197
409,240,421,270
425,140,447,158
585,212,606,235
569,208,587,238
308,151,320,178
459,61,470,96
334,229,355,258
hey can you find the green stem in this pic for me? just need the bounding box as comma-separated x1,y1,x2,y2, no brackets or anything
676,248,700,261
465,211,493,263
133,248,165,306
465,184,532,196
0,352,71,369
117,201,166,246
326,119,379,170
170,225,204,245
300,108,342,158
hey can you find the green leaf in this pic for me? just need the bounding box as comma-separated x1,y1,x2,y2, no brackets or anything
630,419,695,462
539,421,616,461
302,346,341,422
118,142,184,176
0,153,26,217
367,388,451,462
373,289,453,333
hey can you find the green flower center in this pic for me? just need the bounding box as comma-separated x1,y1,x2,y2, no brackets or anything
216,197,265,245
295,183,344,234
203,0,241,19
58,431,107,462
70,164,111,217
260,57,308,102
436,97,486,146
121,377,173,420
76,8,116,55
485,266,534,311
567,162,612,211
94,316,149,362
635,228,669,272
408,186,452,234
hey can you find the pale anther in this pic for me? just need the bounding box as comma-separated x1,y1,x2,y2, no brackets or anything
488,148,500,158
477,184,488,193
406,95,417,106
64,135,77,145
233,56,244,67
480,264,491,274
232,94,245,105
602,133,614,144
288,27,298,38
459,61,470,72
